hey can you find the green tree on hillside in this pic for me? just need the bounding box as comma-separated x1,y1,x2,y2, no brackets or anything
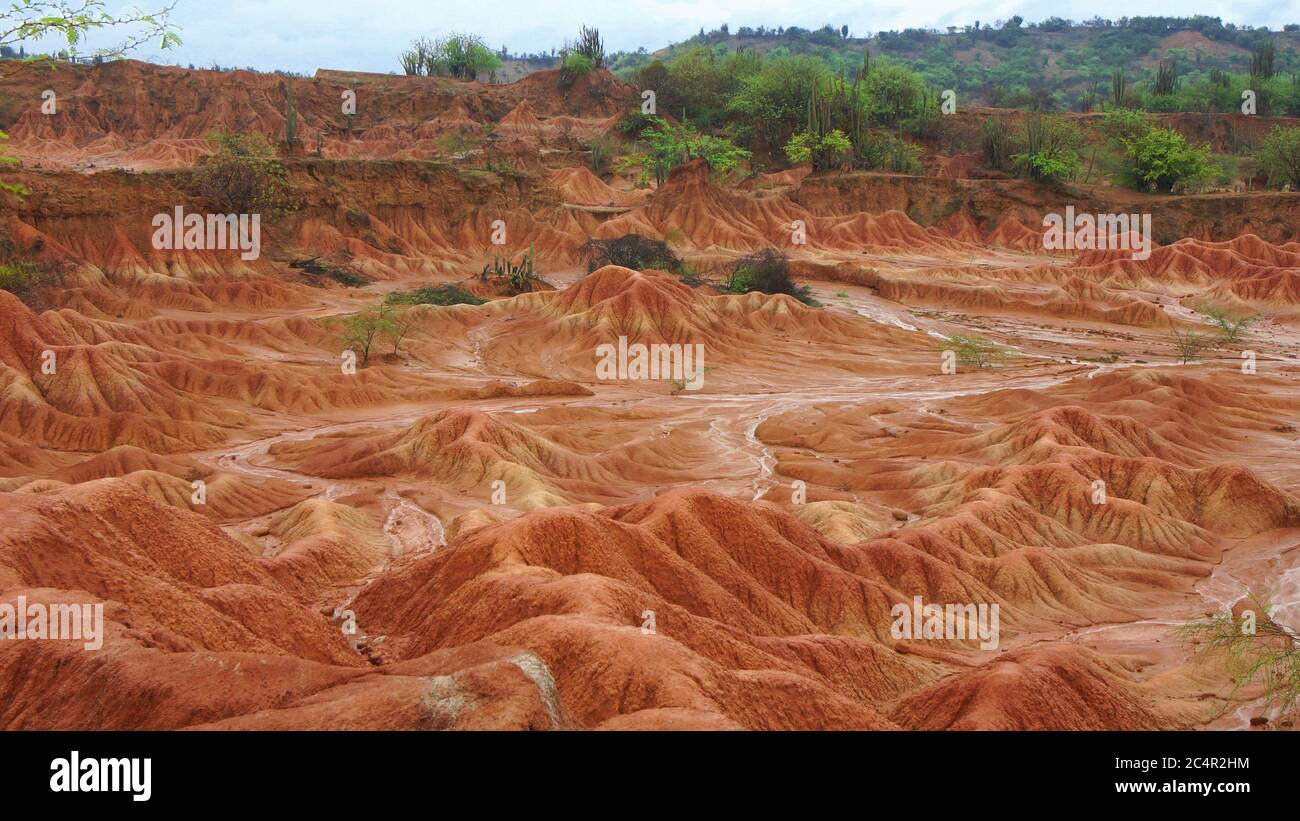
1255,126,1300,190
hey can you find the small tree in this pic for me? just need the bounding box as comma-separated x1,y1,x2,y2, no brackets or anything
1015,114,1080,184
402,33,501,79
943,334,1009,368
784,129,853,171
1255,126,1300,191
188,132,293,217
1169,330,1217,364
1198,304,1259,343
385,306,425,356
1178,592,1300,725
0,259,46,307
338,306,395,367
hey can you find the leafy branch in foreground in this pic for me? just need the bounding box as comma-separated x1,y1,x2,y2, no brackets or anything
0,0,182,59
1,1,180,196
1178,592,1300,723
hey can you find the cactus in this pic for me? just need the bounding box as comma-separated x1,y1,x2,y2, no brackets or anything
1110,70,1127,108
1251,40,1276,80
284,80,298,150
479,245,540,292
1154,60,1178,96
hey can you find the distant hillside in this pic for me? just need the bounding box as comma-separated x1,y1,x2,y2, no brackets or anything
606,16,1300,109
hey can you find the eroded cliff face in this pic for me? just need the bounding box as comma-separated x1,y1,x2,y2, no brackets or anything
0,59,1298,730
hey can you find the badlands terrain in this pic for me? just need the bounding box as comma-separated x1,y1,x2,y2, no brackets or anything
1,59,1299,730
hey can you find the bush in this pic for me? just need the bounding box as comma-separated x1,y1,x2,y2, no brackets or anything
1169,329,1218,363
1100,108,1153,146
1015,114,1081,184
618,117,750,186
1123,127,1217,192
784,129,853,171
1255,126,1300,190
723,248,818,306
616,110,658,136
385,283,486,307
0,259,45,305
188,132,293,216
862,62,925,127
290,257,369,287
403,33,501,79
560,52,595,89
857,131,923,173
943,334,1009,368
1197,304,1259,342
581,234,682,273
1178,591,1300,725
980,117,1016,171
0,129,26,197
588,136,616,174
727,55,828,151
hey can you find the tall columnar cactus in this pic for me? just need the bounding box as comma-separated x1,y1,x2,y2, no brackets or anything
1154,60,1178,96
284,80,299,150
1111,70,1127,108
1251,41,1276,80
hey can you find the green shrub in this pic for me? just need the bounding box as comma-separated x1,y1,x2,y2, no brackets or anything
581,234,683,273
943,334,1009,368
727,55,828,151
385,284,486,306
189,132,293,217
0,259,45,305
0,129,24,197
618,117,750,186
1100,108,1153,146
1015,114,1081,184
980,117,1016,171
1255,126,1300,190
403,33,501,79
784,129,853,171
1197,303,1259,342
862,62,925,127
723,248,818,306
857,131,923,173
291,257,369,287
560,52,595,88
1124,127,1217,192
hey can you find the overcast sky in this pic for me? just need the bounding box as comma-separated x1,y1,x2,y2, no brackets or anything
19,0,1300,74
